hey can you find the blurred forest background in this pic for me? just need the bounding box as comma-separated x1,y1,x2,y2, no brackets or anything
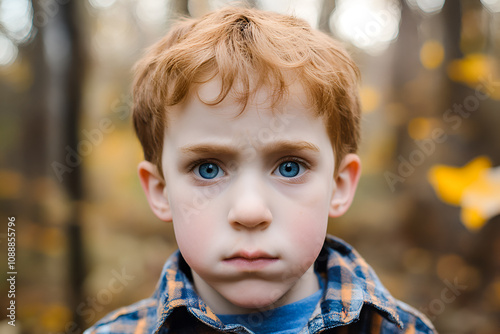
0,0,499,333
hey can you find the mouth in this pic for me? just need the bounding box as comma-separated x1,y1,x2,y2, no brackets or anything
223,251,279,270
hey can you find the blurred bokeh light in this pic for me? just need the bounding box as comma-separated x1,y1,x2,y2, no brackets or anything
329,0,401,54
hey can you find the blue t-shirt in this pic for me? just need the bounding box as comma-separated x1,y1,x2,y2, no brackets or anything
217,273,324,334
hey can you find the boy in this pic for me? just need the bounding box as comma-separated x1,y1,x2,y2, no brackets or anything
86,6,435,334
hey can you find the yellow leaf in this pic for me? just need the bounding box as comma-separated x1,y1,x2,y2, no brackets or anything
40,304,72,332
461,207,487,231
0,169,23,199
428,156,492,205
408,117,438,140
461,167,500,231
420,40,445,70
359,86,380,114
447,53,496,85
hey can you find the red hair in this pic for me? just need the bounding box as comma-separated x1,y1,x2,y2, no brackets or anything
133,6,361,177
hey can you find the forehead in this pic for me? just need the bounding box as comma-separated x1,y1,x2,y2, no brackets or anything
169,77,317,123
163,79,332,156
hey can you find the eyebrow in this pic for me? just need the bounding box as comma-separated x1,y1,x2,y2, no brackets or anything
179,140,320,156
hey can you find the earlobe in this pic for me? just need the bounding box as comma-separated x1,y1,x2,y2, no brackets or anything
329,154,361,218
138,161,173,222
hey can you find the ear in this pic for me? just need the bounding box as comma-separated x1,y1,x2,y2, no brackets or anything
329,154,361,218
138,161,172,222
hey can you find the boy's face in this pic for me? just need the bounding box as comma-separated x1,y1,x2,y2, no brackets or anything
139,80,360,314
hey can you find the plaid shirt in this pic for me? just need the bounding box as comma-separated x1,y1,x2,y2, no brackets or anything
84,235,436,333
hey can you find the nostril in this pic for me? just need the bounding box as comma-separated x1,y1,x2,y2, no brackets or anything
227,205,272,230
230,219,271,231
227,176,272,229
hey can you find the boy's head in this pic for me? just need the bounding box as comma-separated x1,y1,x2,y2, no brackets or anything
134,7,362,314
133,6,361,178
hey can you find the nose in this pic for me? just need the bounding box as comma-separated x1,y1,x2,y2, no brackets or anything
227,174,272,230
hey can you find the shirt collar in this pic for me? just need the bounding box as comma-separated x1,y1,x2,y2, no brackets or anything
152,235,403,332
153,251,224,333
317,235,403,329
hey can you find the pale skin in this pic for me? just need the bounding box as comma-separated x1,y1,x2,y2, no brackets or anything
138,79,361,315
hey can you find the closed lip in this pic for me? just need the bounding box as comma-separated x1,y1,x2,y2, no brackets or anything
223,250,279,269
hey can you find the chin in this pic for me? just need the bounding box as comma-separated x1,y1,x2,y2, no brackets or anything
222,281,288,311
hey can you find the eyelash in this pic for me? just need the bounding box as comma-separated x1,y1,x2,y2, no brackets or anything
187,159,225,173
185,158,225,184
186,156,311,182
273,156,311,183
275,156,310,170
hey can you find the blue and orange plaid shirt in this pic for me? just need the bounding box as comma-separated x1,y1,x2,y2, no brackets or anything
84,235,436,333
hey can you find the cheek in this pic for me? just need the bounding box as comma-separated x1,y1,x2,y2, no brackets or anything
169,185,220,265
283,186,330,265
282,215,327,278
173,213,219,272
284,179,331,229
288,211,328,251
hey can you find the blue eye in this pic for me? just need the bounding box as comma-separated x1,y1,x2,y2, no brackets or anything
277,161,301,178
196,163,223,179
